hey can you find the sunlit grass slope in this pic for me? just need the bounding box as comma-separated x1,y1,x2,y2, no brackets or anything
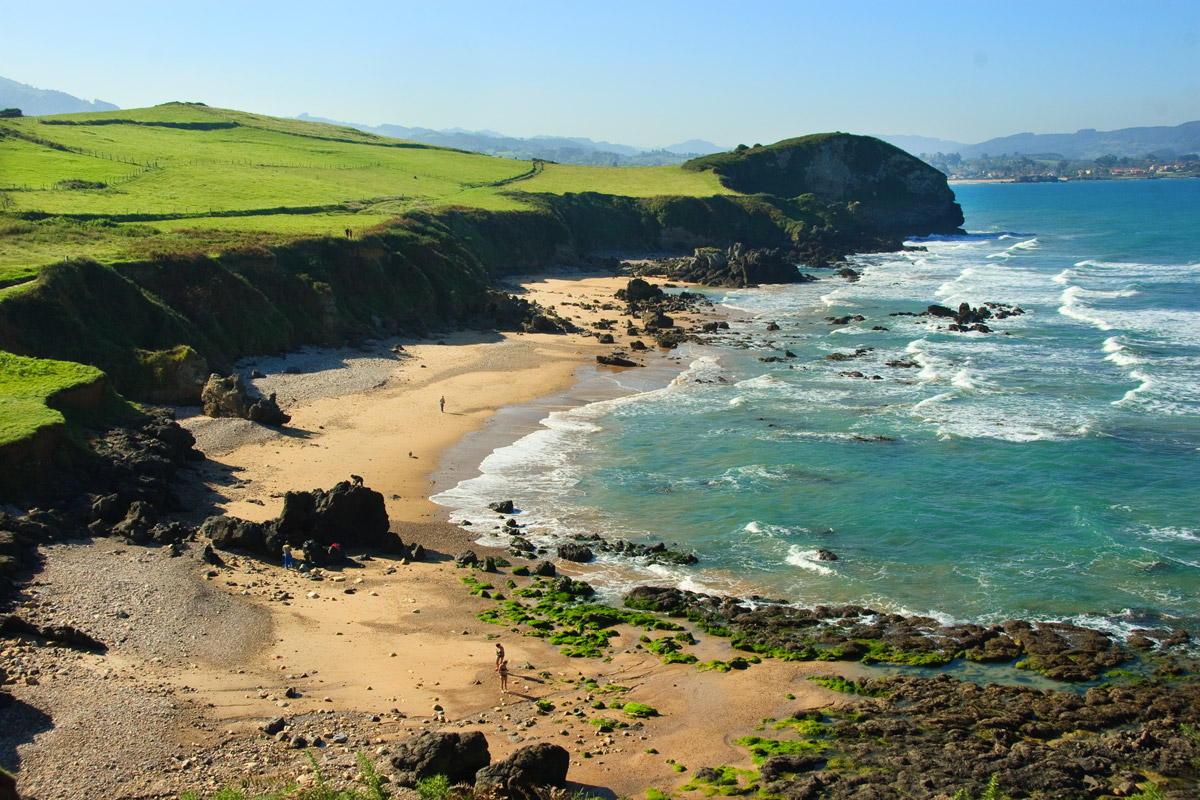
0,103,733,282
0,351,103,447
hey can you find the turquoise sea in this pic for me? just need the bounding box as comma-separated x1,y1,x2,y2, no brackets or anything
434,179,1200,639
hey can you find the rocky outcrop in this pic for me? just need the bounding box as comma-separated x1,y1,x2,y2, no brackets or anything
632,244,816,288
200,373,290,426
557,543,594,563
621,586,1188,681
684,133,964,237
389,730,490,786
203,478,399,560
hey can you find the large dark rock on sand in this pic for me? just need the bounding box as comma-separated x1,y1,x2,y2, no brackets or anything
475,742,570,800
201,373,290,426
285,480,392,549
389,730,490,786
200,515,270,554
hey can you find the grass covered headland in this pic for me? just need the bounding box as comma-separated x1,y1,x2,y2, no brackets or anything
0,102,962,471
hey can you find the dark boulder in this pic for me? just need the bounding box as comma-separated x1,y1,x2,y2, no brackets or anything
815,549,838,561
557,543,593,563
200,515,269,553
617,278,665,307
489,500,515,514
597,354,641,368
201,373,290,426
389,730,490,785
474,742,570,800
455,550,479,567
533,560,556,577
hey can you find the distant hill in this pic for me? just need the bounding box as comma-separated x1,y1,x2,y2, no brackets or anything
295,113,723,166
957,122,1200,160
0,75,118,116
664,139,725,156
879,122,1200,160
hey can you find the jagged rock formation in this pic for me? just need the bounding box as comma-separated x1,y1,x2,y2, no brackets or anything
631,244,818,287
200,478,399,560
200,373,290,426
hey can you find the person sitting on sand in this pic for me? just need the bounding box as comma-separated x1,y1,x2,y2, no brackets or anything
495,642,505,669
497,659,509,694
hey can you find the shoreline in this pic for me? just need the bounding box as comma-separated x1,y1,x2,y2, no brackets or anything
5,266,1199,799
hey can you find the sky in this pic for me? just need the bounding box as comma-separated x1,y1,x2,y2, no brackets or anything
2,0,1198,149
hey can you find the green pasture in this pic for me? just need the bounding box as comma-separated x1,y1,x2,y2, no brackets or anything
515,161,731,197
0,351,103,447
0,102,735,286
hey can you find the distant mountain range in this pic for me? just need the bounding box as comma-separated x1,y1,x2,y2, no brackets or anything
4,74,1196,165
0,75,117,116
878,122,1200,160
294,113,726,166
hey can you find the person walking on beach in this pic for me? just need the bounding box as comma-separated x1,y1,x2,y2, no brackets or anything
439,395,445,413
282,543,294,570
497,659,509,694
495,642,505,669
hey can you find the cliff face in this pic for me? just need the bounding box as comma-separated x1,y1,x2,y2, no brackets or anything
684,134,964,237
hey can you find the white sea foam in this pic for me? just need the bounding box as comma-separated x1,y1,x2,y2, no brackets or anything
785,546,836,576
1058,285,1114,330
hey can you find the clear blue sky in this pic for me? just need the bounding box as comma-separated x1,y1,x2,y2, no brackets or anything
2,0,1197,148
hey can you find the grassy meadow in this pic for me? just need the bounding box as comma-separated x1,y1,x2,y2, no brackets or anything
0,102,733,284
0,351,104,447
0,102,741,450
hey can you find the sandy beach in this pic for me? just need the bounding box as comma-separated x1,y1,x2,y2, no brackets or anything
2,271,847,799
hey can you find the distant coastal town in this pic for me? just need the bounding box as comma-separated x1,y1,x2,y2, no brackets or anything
926,150,1200,182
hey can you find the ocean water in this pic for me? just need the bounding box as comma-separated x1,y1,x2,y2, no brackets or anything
434,179,1200,637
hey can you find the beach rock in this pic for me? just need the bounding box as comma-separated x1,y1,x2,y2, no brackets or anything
261,717,287,735
455,550,480,567
111,500,158,543
640,310,674,331
489,500,515,514
200,515,269,554
270,479,396,554
815,549,838,561
533,560,556,577
556,543,593,563
596,354,641,368
474,742,570,800
616,278,664,307
389,730,490,786
201,373,291,426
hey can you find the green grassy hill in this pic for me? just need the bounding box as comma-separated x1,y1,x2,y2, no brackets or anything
0,104,962,478
0,103,727,285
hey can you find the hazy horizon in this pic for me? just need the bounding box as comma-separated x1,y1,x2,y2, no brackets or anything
1,0,1197,147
